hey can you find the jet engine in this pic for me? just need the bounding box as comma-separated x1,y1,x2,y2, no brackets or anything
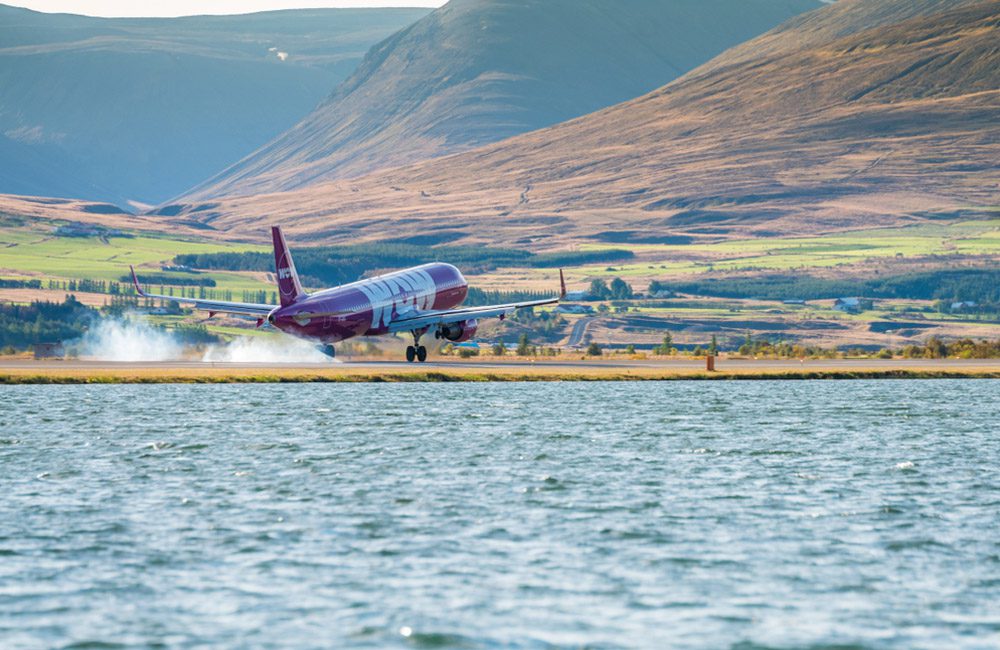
436,319,478,342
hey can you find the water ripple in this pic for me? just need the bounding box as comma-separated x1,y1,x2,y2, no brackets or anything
0,380,998,648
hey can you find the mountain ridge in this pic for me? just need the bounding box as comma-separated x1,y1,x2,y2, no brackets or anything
181,0,822,201
161,0,1000,248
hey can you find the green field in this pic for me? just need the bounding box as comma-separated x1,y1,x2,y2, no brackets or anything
578,218,1000,277
3,215,999,300
0,223,271,294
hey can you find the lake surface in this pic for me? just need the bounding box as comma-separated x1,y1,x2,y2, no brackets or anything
1,381,998,649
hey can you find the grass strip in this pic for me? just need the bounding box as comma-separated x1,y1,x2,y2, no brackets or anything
2,368,999,384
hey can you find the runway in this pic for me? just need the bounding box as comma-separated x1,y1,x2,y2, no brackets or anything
2,356,999,383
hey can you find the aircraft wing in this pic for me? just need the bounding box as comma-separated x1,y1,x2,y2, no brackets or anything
387,270,566,333
129,266,275,318
386,297,559,332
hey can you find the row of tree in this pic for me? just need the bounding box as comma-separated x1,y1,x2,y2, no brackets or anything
478,331,1000,360
0,279,43,289
173,244,632,286
0,296,93,351
666,268,1000,304
901,337,1000,359
587,278,634,300
38,278,263,304
0,295,221,352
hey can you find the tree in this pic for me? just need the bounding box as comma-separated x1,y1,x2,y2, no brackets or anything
709,334,718,356
517,333,531,356
610,277,633,300
648,280,671,297
625,344,636,355
924,336,947,359
492,341,507,356
513,306,535,323
654,333,673,355
586,342,603,357
589,279,610,300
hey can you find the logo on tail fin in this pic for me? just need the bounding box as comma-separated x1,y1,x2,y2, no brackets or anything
272,226,306,307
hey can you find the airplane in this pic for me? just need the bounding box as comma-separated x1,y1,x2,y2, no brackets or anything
129,226,565,362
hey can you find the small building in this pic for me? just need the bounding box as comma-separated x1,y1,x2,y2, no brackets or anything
951,301,978,312
782,299,807,305
833,297,873,313
54,222,124,238
557,303,595,315
563,290,589,301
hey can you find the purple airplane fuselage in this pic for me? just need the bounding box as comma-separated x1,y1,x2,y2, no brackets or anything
268,262,468,343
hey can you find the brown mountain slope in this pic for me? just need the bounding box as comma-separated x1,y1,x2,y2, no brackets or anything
168,0,1000,248
180,0,821,202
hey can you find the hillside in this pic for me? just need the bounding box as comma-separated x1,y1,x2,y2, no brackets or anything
0,4,430,207
182,0,822,201
162,0,1000,249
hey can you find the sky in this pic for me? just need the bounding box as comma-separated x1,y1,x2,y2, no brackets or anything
5,1,446,17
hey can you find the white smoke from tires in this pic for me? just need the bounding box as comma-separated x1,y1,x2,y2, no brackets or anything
201,336,334,363
75,314,335,363
75,316,184,362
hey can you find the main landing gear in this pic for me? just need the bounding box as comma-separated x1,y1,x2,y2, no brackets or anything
406,329,428,363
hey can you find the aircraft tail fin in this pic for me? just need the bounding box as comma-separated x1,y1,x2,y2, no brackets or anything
271,226,306,307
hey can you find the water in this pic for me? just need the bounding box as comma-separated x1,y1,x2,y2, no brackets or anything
1,381,998,649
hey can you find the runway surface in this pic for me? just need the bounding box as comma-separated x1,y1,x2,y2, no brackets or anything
3,357,999,372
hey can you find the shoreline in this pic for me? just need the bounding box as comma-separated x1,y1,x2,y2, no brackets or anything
2,358,999,383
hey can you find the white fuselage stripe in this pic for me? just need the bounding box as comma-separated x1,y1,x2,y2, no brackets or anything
356,267,437,330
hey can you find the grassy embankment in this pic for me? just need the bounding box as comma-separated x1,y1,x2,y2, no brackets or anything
2,363,999,384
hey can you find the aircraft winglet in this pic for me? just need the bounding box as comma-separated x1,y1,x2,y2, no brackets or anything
129,265,147,298
559,269,567,299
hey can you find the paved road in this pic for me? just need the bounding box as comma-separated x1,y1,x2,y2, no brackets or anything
566,317,592,348
3,358,999,372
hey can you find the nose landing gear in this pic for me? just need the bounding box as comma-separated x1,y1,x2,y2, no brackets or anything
406,329,428,363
